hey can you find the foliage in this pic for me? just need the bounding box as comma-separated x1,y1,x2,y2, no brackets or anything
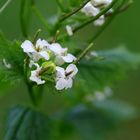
0,33,24,92
0,0,139,140
77,46,140,93
4,105,52,140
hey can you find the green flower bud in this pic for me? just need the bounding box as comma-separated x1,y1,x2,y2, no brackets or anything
42,61,56,74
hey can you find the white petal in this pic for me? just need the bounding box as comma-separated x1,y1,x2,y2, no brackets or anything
36,39,50,50
56,66,65,78
49,43,67,55
55,78,67,90
28,52,42,62
21,40,35,53
62,53,76,63
65,78,73,89
81,2,100,17
29,68,45,85
94,15,105,26
55,56,65,66
29,60,40,68
66,64,78,78
91,0,112,6
39,51,50,60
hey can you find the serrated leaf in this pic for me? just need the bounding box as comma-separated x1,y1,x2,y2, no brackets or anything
4,105,52,140
77,47,140,92
0,33,24,89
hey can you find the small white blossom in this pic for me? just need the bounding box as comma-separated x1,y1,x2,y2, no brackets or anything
55,64,78,90
81,2,105,26
2,59,12,69
66,25,73,36
94,15,105,26
21,39,50,62
49,43,76,66
29,63,45,85
81,2,100,17
91,0,112,6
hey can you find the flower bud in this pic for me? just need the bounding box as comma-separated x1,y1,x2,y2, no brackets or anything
42,61,56,74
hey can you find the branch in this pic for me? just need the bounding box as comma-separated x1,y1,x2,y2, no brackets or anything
74,43,94,64
73,0,117,33
59,0,90,22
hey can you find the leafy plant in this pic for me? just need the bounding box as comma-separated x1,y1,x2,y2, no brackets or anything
0,0,139,140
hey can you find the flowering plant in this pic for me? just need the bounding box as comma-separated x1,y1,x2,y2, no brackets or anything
0,0,139,140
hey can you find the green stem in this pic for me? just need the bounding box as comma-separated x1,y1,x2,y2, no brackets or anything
74,0,129,63
88,0,129,43
27,84,38,106
32,5,51,31
24,57,38,106
32,29,42,44
0,0,12,14
74,43,94,64
73,0,117,33
59,0,90,22
88,15,115,43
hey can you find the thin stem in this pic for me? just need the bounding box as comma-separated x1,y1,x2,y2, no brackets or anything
74,43,94,64
32,29,42,44
73,0,117,33
0,0,12,14
24,57,38,106
41,76,54,83
88,0,129,43
20,0,28,37
88,15,115,43
32,5,51,31
27,83,38,106
105,0,133,17
59,0,90,22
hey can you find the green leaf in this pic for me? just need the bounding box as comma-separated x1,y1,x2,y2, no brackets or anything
63,100,136,140
4,105,52,140
77,46,140,92
0,33,24,89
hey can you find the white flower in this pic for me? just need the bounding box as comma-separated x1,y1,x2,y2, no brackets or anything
49,43,76,66
2,59,12,69
81,2,100,17
81,2,105,26
66,25,73,36
21,39,50,62
91,0,112,6
29,63,45,85
94,15,105,26
55,64,78,90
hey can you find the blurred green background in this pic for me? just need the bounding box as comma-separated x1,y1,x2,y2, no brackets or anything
0,0,140,139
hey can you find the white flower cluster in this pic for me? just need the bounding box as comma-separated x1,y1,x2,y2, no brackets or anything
81,0,112,26
21,39,78,90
